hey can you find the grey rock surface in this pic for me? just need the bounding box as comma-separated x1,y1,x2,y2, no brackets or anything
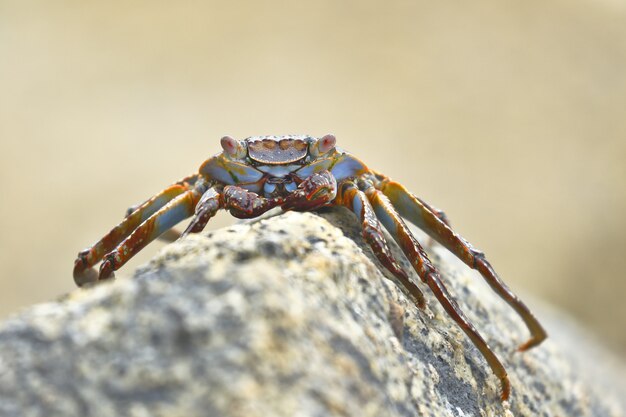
0,208,624,417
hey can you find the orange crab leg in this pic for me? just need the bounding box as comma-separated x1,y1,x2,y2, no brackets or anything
336,181,425,309
99,184,207,280
415,197,451,226
366,186,510,401
73,174,199,285
378,178,547,351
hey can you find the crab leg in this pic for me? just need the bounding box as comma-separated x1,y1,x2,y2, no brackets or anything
366,186,510,401
123,174,199,217
125,174,199,243
181,188,223,236
73,174,199,285
379,180,546,351
336,181,425,308
416,197,450,227
98,182,208,280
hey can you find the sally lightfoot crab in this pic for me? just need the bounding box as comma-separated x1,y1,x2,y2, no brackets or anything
73,134,546,401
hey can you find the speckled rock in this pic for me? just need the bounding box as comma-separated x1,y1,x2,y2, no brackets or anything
0,208,624,417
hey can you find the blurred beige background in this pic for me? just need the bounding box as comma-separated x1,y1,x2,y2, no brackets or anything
1,1,625,355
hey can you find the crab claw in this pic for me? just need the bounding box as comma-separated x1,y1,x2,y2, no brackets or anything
282,170,337,211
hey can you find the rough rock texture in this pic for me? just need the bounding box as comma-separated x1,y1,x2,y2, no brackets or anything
0,208,624,417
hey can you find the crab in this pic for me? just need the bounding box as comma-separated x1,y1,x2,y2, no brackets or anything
73,134,546,401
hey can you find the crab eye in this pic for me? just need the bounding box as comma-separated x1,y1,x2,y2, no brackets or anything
319,134,336,153
310,134,336,157
220,136,244,158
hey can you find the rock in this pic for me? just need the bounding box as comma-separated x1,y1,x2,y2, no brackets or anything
0,208,624,417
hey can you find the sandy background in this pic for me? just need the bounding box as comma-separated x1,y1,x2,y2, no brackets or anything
1,0,625,356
